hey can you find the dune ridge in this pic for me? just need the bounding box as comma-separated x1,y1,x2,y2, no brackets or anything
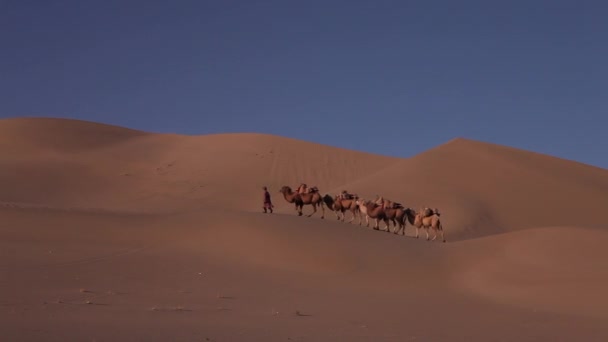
1,117,608,341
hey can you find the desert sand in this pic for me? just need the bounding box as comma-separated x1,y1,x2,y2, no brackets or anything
1,117,607,341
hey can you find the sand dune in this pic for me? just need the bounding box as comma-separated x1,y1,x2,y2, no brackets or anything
0,117,400,212
343,137,608,239
1,117,608,341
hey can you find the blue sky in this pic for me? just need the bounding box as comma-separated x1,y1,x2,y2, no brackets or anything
2,0,607,168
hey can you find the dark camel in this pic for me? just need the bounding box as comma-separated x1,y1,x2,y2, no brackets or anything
383,206,408,235
279,186,325,219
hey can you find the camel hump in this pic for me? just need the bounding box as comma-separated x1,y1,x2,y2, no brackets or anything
309,186,319,193
340,192,355,200
421,207,439,217
392,202,404,209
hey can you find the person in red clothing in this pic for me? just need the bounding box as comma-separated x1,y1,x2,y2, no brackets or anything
262,186,273,213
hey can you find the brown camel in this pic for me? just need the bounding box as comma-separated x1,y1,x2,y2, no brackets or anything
279,186,325,219
404,208,446,242
353,198,371,227
323,194,361,224
367,197,407,233
355,199,390,232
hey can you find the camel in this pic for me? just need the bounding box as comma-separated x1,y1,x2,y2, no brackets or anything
353,198,371,227
367,196,408,233
321,194,338,219
355,198,390,232
323,194,361,224
404,208,446,242
384,206,408,235
278,185,325,219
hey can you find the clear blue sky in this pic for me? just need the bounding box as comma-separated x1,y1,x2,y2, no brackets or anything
2,1,607,168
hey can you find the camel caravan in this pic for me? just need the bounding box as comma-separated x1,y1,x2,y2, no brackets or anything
277,183,446,243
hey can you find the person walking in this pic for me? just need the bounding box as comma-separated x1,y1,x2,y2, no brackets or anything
262,186,273,213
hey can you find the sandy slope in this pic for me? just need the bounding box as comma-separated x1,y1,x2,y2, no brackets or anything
1,117,607,341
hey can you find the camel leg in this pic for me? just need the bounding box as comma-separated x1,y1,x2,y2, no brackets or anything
425,228,430,241
373,218,379,230
306,204,317,217
439,223,446,243
415,227,419,239
320,202,325,219
348,210,355,223
394,222,403,235
431,224,440,241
